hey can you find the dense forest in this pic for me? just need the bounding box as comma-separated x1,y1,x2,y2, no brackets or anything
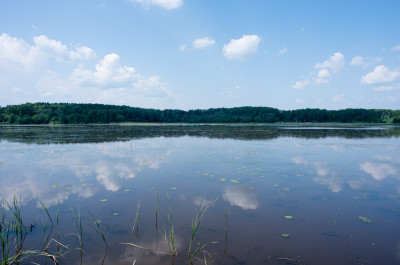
0,103,399,124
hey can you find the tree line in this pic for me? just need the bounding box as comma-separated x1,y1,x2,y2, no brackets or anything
0,102,399,124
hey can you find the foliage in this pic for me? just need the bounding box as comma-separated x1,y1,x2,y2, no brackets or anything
0,102,399,124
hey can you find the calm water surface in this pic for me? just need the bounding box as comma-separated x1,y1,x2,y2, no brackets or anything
1,125,400,265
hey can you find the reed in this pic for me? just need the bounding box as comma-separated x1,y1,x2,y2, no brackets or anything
187,195,218,264
132,201,140,238
161,193,176,256
89,211,108,265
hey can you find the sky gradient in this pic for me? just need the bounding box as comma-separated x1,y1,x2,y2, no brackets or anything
1,0,399,110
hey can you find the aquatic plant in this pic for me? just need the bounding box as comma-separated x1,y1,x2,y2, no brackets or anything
132,201,141,238
188,195,218,265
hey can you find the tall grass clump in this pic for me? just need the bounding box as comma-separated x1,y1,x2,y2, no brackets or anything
132,201,141,238
161,193,176,256
187,195,218,265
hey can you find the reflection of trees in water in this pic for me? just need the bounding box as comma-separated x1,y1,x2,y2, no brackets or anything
1,124,399,144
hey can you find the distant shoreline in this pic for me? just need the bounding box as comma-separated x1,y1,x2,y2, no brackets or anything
1,103,399,124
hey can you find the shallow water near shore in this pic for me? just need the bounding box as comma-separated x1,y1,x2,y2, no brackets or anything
1,124,400,265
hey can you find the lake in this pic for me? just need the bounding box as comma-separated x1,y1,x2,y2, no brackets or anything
1,124,400,265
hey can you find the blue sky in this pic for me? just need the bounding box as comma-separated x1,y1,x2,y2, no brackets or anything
1,0,399,110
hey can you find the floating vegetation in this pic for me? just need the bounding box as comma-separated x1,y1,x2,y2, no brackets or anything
284,216,293,219
171,187,177,190
230,180,240,183
249,187,255,189
284,188,290,191
281,233,290,238
273,184,279,187
51,184,57,188
113,213,120,216
358,216,372,223
220,178,227,182
124,189,131,192
100,199,108,202
64,187,72,190
81,184,88,187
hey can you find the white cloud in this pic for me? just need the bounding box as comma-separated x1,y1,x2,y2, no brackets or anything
318,69,330,78
361,65,400,84
0,33,178,108
292,79,310,89
0,33,43,71
392,44,400,51
0,33,95,72
222,34,261,60
315,69,330,84
350,55,364,67
295,98,306,104
332,93,344,102
128,0,183,10
192,37,215,49
315,52,345,73
278,46,287,55
350,55,381,68
70,53,138,86
33,35,96,62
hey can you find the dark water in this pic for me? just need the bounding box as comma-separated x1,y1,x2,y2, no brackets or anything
1,124,400,265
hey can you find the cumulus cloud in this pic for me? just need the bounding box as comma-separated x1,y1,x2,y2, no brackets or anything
222,34,261,60
292,79,310,89
71,53,138,86
0,33,95,71
128,0,183,10
293,52,345,89
315,52,345,73
361,65,400,84
192,37,215,49
315,69,330,84
0,33,43,70
34,35,96,62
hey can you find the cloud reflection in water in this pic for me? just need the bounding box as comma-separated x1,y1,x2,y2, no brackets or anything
222,186,259,210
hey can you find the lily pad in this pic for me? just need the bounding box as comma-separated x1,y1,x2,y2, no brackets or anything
51,184,57,188
172,187,177,190
284,188,290,191
358,216,372,223
284,216,293,219
100,199,108,202
94,219,101,225
230,180,240,183
113,213,120,216
220,178,227,182
124,189,131,192
281,233,290,238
